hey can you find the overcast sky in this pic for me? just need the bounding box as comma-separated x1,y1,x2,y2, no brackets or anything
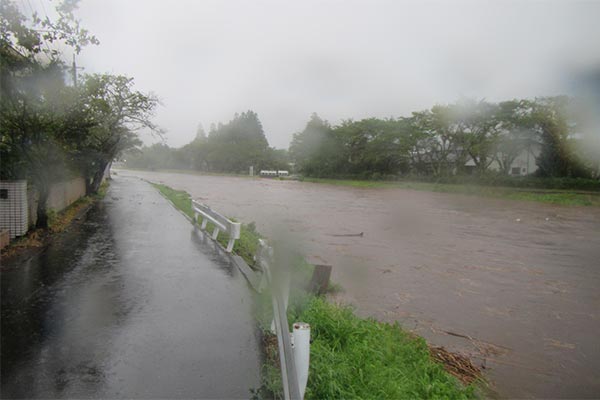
47,0,600,148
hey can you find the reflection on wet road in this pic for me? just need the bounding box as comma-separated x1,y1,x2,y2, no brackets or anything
119,169,600,399
1,177,260,398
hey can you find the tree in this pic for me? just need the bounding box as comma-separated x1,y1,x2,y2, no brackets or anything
195,123,206,140
204,110,271,172
494,100,537,174
532,96,589,178
289,114,345,177
1,0,98,227
73,74,161,194
451,99,500,174
333,118,410,178
408,107,460,176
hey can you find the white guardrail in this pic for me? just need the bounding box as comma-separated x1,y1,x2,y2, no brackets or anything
192,200,241,252
192,198,310,399
257,240,310,400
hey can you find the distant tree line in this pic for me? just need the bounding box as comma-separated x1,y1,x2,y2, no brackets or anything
1,0,160,227
127,96,597,183
124,111,289,173
290,98,598,180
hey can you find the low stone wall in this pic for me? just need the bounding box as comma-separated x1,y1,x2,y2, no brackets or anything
47,177,86,212
26,178,87,229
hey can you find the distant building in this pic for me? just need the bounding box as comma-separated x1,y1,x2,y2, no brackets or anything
465,143,541,176
260,170,289,178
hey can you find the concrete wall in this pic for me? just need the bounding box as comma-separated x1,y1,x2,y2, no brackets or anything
47,177,86,212
1,178,86,235
27,177,86,228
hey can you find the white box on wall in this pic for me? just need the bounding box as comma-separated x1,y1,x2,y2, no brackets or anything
0,180,29,238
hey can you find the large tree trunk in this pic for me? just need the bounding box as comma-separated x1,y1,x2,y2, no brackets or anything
89,161,109,194
85,178,94,196
35,186,49,229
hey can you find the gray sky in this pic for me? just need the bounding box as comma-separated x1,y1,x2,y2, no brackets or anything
63,0,600,148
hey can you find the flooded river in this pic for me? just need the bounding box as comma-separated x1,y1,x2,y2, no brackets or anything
119,169,600,398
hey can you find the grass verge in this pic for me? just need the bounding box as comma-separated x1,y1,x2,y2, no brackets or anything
118,167,256,179
150,181,480,399
151,182,260,265
302,177,600,206
289,297,476,399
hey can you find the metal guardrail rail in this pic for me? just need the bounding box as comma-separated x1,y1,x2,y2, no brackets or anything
192,199,241,252
190,197,310,399
256,242,300,399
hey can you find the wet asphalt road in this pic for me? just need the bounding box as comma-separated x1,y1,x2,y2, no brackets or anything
1,176,261,398
119,169,600,399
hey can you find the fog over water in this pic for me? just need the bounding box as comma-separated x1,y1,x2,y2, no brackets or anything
57,0,600,148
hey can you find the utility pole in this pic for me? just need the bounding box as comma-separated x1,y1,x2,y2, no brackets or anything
71,54,84,87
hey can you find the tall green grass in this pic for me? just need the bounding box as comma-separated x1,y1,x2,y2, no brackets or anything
289,297,475,399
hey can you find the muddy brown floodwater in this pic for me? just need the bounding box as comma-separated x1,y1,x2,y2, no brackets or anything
119,169,600,398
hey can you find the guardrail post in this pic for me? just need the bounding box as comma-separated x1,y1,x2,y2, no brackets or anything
292,322,310,399
226,237,236,252
212,226,220,240
258,240,303,400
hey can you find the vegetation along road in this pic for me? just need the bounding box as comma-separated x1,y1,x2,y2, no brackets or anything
119,168,600,399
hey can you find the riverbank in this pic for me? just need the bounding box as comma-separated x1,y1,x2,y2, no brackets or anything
116,168,600,206
152,181,482,399
302,178,600,206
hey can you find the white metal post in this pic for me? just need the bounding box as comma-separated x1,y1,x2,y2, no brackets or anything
226,238,235,252
292,322,310,399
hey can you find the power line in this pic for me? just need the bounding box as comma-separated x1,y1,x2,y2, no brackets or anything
37,0,83,86
34,0,54,58
19,0,52,62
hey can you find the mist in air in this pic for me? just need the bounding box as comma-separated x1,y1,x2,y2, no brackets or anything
4,0,600,399
72,0,600,149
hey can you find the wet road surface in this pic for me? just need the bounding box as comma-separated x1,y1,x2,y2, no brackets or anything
1,176,261,398
118,169,600,399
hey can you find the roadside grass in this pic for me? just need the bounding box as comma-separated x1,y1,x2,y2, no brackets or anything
151,182,260,265
119,167,256,179
151,183,195,218
302,177,600,206
151,181,480,399
48,182,110,233
289,297,475,399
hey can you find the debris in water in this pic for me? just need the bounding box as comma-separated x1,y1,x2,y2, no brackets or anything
429,346,483,385
327,232,364,237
